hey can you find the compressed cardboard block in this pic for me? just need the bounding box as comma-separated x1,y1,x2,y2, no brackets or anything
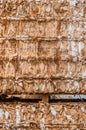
17,40,38,60
3,60,17,78
4,39,17,60
4,21,19,38
16,60,36,78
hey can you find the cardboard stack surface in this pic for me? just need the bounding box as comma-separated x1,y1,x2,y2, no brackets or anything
0,0,86,129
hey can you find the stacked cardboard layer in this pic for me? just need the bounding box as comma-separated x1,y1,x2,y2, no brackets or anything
0,102,86,129
1,79,86,94
0,20,86,39
0,39,86,60
0,0,86,19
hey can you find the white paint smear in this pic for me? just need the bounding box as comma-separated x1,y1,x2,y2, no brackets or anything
0,109,4,119
70,0,77,6
40,118,45,130
64,112,74,123
78,42,84,55
50,107,57,117
16,109,20,124
5,111,9,119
